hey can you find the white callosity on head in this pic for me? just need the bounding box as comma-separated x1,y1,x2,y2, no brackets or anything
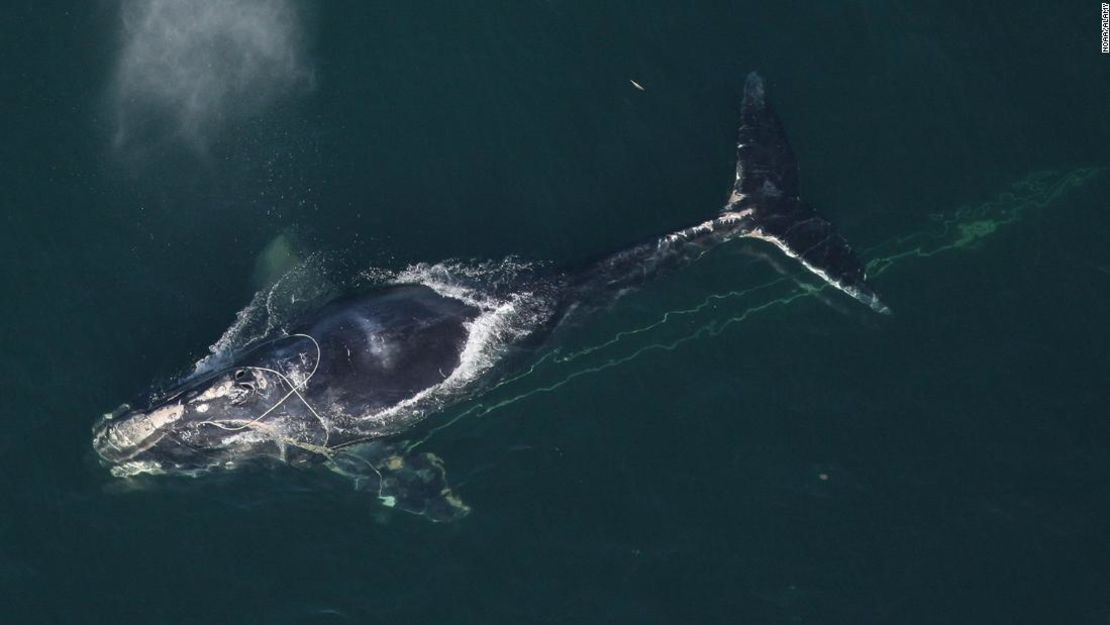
98,403,185,456
193,380,235,402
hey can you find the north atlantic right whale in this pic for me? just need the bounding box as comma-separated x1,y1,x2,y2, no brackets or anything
92,73,888,521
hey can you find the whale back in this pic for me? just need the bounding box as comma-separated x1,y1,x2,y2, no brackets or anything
293,285,480,416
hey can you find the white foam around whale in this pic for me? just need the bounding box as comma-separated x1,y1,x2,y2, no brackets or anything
357,261,551,429
193,258,554,433
192,252,334,378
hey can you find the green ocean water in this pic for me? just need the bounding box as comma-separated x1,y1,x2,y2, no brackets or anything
3,1,1110,623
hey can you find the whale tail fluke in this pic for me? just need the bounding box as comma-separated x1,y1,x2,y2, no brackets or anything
569,72,888,315
730,72,890,313
729,72,800,203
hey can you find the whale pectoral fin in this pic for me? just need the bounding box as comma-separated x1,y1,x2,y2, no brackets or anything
327,441,470,522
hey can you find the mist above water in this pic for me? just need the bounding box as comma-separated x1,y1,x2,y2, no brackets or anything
109,0,314,155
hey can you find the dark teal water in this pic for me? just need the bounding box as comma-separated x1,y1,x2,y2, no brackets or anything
4,1,1110,623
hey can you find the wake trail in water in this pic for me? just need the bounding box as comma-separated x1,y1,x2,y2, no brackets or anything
407,165,1105,447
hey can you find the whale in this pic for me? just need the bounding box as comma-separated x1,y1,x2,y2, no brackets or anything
92,74,888,521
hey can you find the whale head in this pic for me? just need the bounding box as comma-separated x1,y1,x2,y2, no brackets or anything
92,345,324,478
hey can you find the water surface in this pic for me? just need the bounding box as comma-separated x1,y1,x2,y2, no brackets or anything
2,2,1109,623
